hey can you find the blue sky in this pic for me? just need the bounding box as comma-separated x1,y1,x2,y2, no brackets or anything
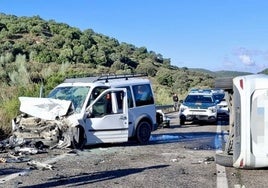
1,0,268,73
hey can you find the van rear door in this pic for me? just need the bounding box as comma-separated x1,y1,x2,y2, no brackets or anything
85,88,129,144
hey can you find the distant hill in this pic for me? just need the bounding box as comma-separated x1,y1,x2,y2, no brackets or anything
213,70,252,77
258,68,268,74
190,68,252,78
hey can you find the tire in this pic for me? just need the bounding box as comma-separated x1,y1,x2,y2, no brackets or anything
214,77,233,90
72,126,86,150
179,118,185,125
164,121,170,128
215,152,233,167
136,121,151,144
212,119,218,125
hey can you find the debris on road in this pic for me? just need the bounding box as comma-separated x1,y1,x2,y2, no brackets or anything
157,109,171,128
27,160,54,170
192,156,215,165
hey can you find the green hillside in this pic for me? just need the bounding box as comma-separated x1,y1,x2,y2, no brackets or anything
0,13,216,94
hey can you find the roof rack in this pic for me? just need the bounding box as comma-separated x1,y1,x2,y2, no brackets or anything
95,73,148,82
64,73,148,83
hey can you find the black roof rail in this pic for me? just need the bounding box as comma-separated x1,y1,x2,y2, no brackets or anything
64,73,148,83
94,73,148,83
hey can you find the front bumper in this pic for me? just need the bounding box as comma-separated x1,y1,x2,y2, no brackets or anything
179,109,217,122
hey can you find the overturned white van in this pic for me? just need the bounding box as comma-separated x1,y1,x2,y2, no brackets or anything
232,74,268,168
11,74,157,149
216,74,268,168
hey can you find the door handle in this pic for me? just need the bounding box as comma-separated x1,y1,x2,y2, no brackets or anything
119,116,127,120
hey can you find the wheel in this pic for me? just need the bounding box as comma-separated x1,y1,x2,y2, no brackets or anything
214,77,233,90
215,152,233,167
179,117,185,125
211,119,218,125
136,121,151,144
164,121,170,128
72,126,86,150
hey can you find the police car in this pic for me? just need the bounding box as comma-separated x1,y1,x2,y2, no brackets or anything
178,89,218,125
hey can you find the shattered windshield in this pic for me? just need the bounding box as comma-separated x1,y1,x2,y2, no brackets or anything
48,86,90,113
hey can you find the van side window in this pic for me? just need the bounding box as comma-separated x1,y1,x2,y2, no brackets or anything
116,86,133,108
86,86,108,107
133,84,154,106
115,91,124,111
92,92,113,117
126,86,134,108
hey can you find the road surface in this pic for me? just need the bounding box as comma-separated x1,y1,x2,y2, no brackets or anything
0,112,267,187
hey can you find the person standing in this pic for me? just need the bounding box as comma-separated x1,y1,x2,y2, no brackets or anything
172,93,179,111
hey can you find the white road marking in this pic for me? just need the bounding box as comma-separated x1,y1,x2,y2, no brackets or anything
216,163,228,188
216,124,228,188
0,152,70,184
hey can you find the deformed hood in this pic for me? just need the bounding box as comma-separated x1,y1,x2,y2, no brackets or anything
19,97,72,120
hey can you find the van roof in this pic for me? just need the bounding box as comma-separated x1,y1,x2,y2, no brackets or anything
61,73,150,87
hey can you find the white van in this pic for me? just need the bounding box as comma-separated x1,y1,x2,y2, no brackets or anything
12,74,157,149
216,74,268,168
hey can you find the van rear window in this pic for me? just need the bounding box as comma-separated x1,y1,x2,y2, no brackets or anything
133,84,154,106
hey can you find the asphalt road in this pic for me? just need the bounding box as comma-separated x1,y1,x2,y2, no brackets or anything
0,112,268,188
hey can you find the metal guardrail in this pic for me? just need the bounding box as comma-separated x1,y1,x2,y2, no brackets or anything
156,105,174,110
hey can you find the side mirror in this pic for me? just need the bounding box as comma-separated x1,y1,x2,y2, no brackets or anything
85,107,93,118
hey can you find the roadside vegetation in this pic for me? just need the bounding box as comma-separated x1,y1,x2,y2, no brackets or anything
0,13,250,139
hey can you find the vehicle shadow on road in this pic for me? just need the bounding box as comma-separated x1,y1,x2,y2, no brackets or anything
19,164,169,188
0,168,29,182
81,127,224,150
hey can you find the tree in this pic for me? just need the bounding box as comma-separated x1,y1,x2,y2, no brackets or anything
8,54,31,86
110,61,125,72
59,48,73,63
136,62,157,76
156,68,173,86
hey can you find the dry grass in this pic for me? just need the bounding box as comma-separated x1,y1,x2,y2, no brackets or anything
0,109,12,140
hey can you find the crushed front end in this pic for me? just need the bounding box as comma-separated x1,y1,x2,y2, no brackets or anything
10,97,76,149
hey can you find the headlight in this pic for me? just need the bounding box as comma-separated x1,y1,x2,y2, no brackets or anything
208,106,217,113
179,104,188,112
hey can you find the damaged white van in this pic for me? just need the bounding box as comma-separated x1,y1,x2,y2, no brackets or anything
11,74,157,149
